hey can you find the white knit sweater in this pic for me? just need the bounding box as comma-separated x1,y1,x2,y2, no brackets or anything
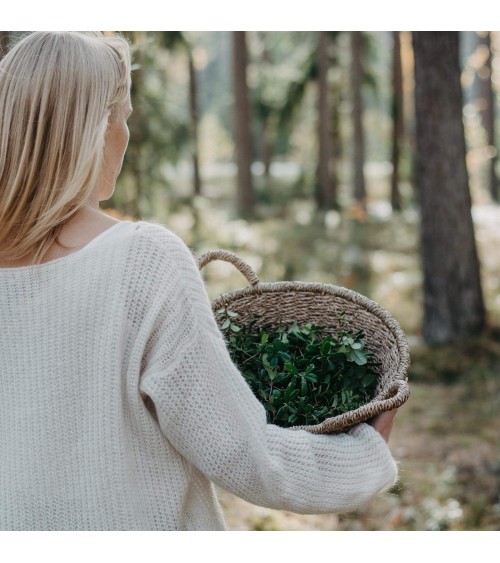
0,220,397,530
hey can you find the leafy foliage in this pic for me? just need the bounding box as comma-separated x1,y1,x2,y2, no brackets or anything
217,308,379,427
104,32,191,218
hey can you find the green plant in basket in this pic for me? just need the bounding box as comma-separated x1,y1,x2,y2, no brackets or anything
216,307,380,428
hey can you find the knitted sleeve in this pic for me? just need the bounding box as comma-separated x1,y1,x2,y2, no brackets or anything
138,226,398,514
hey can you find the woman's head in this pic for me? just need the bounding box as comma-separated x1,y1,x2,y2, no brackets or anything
0,31,131,263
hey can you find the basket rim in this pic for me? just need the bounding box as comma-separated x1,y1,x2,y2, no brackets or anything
210,280,411,433
211,279,410,373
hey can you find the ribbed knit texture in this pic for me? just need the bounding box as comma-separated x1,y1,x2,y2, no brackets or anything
0,220,397,531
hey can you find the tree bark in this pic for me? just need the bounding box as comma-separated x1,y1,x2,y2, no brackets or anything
413,31,486,344
262,118,273,178
188,49,202,196
317,31,334,210
232,31,255,217
329,79,340,208
475,32,498,202
350,31,366,207
391,31,403,212
260,31,273,178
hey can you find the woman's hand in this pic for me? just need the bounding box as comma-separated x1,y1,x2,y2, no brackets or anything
368,408,398,443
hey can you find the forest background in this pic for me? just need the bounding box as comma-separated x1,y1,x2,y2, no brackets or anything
1,29,499,532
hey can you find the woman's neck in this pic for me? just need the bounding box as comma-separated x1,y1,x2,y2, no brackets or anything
0,207,119,267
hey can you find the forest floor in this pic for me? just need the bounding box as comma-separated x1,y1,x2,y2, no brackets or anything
121,172,500,531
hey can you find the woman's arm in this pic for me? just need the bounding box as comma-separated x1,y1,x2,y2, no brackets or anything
137,224,399,514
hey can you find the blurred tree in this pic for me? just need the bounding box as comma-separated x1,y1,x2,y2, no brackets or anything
317,31,336,210
256,31,274,177
104,32,190,218
276,32,340,210
159,31,202,197
399,32,417,202
0,31,9,59
390,31,403,211
247,32,296,182
350,31,366,209
188,50,202,195
413,31,485,344
232,31,255,217
474,32,498,202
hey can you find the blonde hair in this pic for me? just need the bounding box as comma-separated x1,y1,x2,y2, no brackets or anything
0,31,131,264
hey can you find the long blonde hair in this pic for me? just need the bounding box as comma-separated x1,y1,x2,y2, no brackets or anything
0,31,131,264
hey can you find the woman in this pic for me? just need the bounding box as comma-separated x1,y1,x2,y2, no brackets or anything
0,31,398,531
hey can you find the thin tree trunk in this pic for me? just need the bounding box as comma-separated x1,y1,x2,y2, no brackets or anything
232,31,255,217
476,32,498,202
413,31,485,344
329,85,340,209
188,49,202,196
391,31,403,211
262,119,273,177
260,31,273,178
317,31,333,210
400,32,417,203
351,31,366,207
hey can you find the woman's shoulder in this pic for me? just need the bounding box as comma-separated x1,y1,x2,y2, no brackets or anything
132,220,191,253
127,220,197,275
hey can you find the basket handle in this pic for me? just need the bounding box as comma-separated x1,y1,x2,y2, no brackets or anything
376,379,410,406
197,249,260,287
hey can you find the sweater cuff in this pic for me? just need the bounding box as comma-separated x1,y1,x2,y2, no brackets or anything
348,423,399,493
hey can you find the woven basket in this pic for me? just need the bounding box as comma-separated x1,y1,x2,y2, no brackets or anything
198,249,410,434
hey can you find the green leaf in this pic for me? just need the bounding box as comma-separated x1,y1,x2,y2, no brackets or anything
305,372,318,383
301,378,308,396
353,350,367,365
230,324,241,333
276,406,288,421
265,402,276,414
227,310,239,318
272,338,283,351
221,318,231,330
362,373,376,386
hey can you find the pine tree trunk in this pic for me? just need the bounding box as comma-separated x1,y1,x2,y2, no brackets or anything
262,119,273,177
476,32,498,202
260,31,273,178
188,50,202,196
413,31,486,344
329,82,340,209
317,31,333,210
391,31,403,211
232,31,255,217
350,31,366,207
